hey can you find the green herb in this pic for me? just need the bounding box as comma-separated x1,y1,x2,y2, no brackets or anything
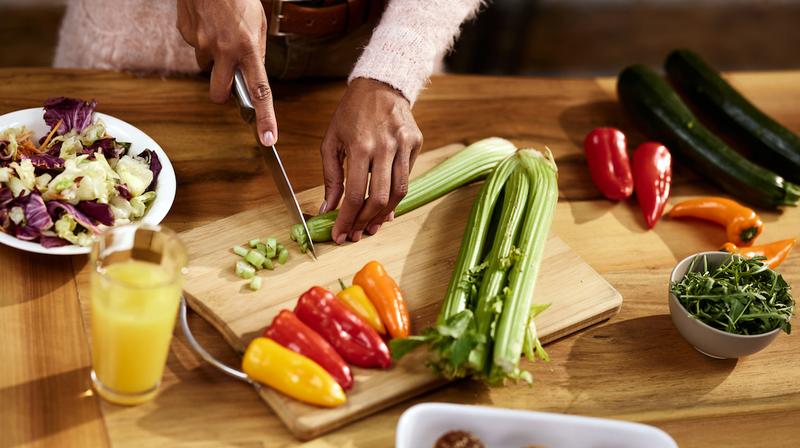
671,255,794,335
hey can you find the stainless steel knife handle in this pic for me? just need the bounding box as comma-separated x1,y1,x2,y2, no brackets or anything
233,70,256,124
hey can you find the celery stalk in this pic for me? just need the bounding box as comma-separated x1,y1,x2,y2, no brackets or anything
491,149,558,379
291,137,517,251
468,169,530,373
437,153,520,323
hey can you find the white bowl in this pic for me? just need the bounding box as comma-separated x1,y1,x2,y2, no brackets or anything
396,403,677,448
669,251,781,359
0,107,176,255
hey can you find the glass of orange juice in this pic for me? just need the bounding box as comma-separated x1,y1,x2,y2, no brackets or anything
90,223,187,405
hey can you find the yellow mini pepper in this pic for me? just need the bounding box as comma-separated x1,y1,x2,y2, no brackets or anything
242,337,346,408
336,279,386,335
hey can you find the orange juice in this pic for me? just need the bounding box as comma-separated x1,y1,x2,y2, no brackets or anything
91,259,183,405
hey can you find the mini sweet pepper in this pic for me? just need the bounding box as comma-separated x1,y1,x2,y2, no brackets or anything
336,279,386,335
294,286,391,369
242,337,346,407
263,310,353,390
668,197,764,246
353,261,411,339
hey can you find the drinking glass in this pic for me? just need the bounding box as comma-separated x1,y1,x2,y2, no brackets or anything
90,224,187,405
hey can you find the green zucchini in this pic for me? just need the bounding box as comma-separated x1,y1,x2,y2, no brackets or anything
617,64,800,208
665,49,800,183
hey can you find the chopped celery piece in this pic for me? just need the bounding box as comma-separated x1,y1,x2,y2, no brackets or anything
277,248,289,264
263,257,274,270
265,237,277,258
245,249,266,269
235,260,256,279
249,276,262,291
276,243,285,252
248,238,260,248
256,243,268,256
232,246,248,257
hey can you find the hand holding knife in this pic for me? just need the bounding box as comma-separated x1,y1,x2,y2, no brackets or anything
232,70,318,260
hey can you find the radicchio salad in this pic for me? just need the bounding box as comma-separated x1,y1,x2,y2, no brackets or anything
0,97,161,248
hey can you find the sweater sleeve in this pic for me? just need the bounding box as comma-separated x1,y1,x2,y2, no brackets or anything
348,0,484,104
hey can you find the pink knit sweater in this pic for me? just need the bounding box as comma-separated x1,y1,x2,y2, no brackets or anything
54,0,483,103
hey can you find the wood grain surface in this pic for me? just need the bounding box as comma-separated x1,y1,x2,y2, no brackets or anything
179,143,621,439
2,68,800,448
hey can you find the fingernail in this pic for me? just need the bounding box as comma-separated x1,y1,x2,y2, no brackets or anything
334,233,346,244
388,212,395,222
351,230,363,242
318,200,328,214
367,224,380,235
262,131,276,146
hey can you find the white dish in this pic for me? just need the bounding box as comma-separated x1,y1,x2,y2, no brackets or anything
0,107,176,255
396,403,677,448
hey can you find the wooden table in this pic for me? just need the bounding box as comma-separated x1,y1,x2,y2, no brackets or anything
2,68,799,448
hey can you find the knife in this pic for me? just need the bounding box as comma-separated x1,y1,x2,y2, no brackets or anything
232,70,317,260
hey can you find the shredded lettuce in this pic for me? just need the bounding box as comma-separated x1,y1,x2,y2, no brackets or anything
10,159,36,191
115,155,153,197
9,206,24,225
80,121,106,146
53,214,94,246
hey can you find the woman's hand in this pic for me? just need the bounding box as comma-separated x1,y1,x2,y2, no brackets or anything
177,0,277,146
320,78,423,243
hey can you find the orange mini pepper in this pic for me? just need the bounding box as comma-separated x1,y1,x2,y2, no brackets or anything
353,261,410,339
721,238,796,269
337,279,386,335
242,337,346,408
668,197,764,246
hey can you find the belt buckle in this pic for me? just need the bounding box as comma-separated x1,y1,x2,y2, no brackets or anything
269,0,305,37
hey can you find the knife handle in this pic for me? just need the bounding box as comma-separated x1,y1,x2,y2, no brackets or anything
233,70,257,123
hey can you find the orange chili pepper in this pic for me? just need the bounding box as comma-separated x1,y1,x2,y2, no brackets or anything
352,261,410,339
668,197,764,246
721,238,796,269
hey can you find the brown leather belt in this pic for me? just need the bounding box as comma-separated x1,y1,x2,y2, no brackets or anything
263,0,384,38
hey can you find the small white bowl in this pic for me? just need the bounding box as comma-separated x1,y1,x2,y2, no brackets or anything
669,251,781,359
396,403,677,448
0,107,176,255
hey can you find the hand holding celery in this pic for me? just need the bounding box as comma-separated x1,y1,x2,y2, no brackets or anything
290,137,518,251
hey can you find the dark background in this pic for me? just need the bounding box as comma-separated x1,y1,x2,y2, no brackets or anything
2,0,799,75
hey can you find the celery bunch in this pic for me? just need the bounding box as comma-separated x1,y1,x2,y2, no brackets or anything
391,148,558,384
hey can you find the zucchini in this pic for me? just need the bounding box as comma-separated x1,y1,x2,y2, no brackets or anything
617,65,800,208
666,49,800,183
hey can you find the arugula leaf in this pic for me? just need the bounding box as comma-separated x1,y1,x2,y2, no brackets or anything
671,255,794,335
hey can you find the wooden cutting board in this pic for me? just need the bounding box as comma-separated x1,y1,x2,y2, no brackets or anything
179,143,622,440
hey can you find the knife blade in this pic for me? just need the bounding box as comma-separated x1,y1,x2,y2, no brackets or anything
232,70,317,259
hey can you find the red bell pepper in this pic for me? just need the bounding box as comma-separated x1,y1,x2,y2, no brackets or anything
583,127,634,200
263,309,354,390
294,286,391,369
632,142,672,228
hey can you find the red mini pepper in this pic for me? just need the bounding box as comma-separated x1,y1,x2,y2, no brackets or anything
583,127,634,200
294,286,391,369
263,309,354,390
632,142,672,228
